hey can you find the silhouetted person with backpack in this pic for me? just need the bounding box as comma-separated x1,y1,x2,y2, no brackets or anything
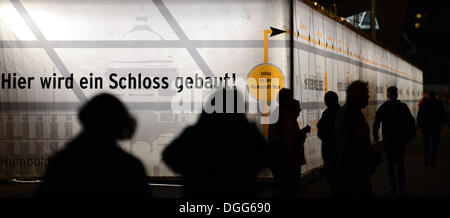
417,92,447,168
268,88,310,198
373,86,415,196
162,88,268,198
317,91,340,197
36,93,149,198
334,81,374,198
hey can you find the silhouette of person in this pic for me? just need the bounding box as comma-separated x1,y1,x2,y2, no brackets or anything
373,86,415,195
35,93,149,198
439,97,450,128
162,88,269,198
418,92,428,109
417,92,447,168
317,91,340,197
268,88,311,198
333,81,374,197
444,98,450,128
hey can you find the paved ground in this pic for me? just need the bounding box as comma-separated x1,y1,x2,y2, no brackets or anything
297,127,450,198
0,128,449,198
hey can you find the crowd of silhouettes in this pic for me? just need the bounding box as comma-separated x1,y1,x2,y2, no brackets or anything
34,81,446,198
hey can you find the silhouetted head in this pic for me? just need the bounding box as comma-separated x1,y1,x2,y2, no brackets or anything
324,91,339,108
346,80,369,109
78,93,136,140
290,99,301,118
387,86,398,102
277,88,293,109
428,92,437,102
199,88,247,125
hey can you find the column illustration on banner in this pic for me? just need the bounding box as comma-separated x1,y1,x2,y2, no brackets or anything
248,27,288,102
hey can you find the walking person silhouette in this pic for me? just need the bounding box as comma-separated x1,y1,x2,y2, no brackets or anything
417,92,447,168
373,86,415,196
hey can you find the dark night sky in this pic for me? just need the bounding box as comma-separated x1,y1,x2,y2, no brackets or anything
317,0,450,85
398,0,450,85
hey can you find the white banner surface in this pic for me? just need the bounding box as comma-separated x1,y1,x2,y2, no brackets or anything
0,0,422,179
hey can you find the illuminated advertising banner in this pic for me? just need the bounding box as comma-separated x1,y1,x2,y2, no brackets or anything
0,0,292,179
0,0,422,179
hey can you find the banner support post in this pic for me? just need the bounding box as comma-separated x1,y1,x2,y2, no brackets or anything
290,0,294,91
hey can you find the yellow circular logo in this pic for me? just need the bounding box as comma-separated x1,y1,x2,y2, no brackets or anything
248,63,285,101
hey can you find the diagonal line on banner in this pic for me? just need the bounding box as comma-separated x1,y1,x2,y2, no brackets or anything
152,0,214,77
10,0,87,102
